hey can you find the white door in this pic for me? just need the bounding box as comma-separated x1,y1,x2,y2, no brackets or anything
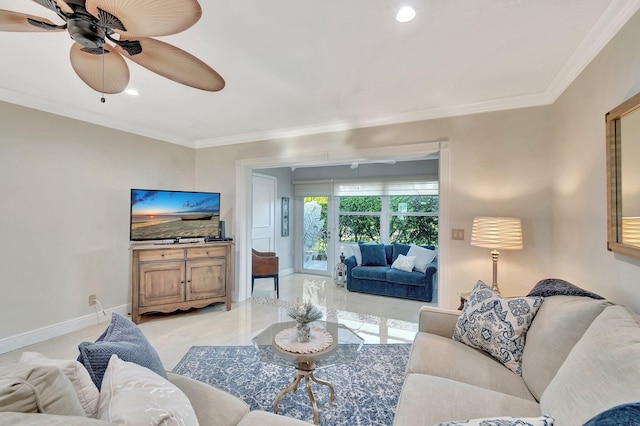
252,174,276,252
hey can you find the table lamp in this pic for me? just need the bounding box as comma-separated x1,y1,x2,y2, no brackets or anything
471,217,523,292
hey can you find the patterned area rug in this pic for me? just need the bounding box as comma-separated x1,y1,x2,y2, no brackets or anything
173,344,411,425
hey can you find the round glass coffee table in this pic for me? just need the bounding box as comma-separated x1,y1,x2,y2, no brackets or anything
252,321,364,424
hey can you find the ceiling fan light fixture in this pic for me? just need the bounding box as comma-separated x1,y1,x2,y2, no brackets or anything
396,6,416,23
125,88,139,96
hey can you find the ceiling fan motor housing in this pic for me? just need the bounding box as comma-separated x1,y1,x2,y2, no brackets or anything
67,15,105,48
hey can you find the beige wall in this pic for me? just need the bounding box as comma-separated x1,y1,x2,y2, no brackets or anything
550,10,640,313
0,101,195,339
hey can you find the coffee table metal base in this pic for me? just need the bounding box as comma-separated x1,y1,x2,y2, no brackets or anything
273,361,335,425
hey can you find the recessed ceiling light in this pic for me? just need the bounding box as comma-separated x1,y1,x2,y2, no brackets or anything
125,88,139,96
396,6,416,23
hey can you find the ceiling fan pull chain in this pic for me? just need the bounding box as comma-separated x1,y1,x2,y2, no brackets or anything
100,44,106,103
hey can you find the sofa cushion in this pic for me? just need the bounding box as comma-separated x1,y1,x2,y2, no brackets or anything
359,242,387,266
0,363,86,417
386,268,429,286
0,412,112,425
392,242,412,261
539,305,640,425
582,402,640,426
520,296,610,401
393,374,541,426
453,281,543,375
407,332,535,401
167,372,249,426
435,415,555,426
238,411,315,425
349,244,362,265
406,245,437,273
351,265,389,281
19,351,99,418
78,313,166,389
98,355,198,426
391,254,416,272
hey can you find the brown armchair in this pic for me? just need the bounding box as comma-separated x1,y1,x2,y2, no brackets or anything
252,249,279,298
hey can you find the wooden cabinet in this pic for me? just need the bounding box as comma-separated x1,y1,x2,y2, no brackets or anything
131,242,232,323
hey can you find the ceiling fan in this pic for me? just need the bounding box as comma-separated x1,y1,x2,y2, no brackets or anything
0,0,224,99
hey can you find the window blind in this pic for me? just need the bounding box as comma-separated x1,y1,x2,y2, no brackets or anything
293,176,438,197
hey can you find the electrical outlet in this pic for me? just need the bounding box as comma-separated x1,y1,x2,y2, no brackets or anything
451,229,465,240
88,294,96,306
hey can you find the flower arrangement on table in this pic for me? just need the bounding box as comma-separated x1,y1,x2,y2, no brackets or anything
287,300,323,343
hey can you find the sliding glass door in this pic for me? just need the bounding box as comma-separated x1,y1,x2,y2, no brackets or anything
301,196,333,275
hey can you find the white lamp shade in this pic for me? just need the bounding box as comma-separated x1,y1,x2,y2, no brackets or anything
471,217,523,250
622,217,640,246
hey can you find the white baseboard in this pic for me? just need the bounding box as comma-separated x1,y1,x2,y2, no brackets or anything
0,304,130,355
280,267,294,277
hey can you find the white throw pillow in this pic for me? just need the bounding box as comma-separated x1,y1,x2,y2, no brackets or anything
98,355,199,426
391,254,416,272
453,280,543,375
406,245,437,273
350,244,362,265
436,415,555,426
19,351,100,418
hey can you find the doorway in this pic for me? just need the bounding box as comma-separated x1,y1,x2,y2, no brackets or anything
251,173,277,252
234,141,450,307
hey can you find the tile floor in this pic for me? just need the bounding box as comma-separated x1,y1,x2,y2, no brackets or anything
0,273,435,370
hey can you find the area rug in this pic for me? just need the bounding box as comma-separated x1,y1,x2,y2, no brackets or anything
173,344,411,425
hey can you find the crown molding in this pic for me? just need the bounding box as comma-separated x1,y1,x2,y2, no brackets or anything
0,87,196,148
195,0,640,150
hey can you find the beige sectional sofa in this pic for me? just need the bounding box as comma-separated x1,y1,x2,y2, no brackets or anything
394,295,640,425
0,367,308,426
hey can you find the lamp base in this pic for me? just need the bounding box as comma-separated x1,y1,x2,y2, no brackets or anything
491,249,500,293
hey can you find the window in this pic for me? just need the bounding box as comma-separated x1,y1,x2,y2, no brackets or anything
339,195,438,246
338,196,382,243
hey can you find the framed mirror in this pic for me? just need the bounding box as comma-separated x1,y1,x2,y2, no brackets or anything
606,92,640,259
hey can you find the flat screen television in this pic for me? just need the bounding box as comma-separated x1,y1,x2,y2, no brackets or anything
130,189,221,241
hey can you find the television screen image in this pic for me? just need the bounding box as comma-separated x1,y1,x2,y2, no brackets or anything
130,189,220,241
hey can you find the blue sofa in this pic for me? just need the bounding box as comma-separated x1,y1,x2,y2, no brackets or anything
344,243,437,302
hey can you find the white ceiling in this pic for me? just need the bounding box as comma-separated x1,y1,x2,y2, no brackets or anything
1,0,639,148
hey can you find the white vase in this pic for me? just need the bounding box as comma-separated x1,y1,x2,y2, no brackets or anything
296,320,311,343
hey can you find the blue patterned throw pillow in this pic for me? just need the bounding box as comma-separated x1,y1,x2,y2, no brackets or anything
436,415,555,426
453,281,543,375
78,313,166,388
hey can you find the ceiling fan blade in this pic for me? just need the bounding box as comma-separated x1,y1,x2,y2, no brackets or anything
85,0,201,37
115,36,224,92
31,0,73,15
70,42,129,94
0,9,64,32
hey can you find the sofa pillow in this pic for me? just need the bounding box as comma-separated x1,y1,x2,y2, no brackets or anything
350,244,362,265
391,254,416,272
358,242,387,266
392,242,412,262
406,244,437,273
435,415,554,426
78,313,166,389
453,280,543,375
19,352,99,418
98,355,198,426
582,402,640,426
0,363,86,416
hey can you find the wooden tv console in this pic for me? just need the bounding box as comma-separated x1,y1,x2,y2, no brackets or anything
130,242,232,323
